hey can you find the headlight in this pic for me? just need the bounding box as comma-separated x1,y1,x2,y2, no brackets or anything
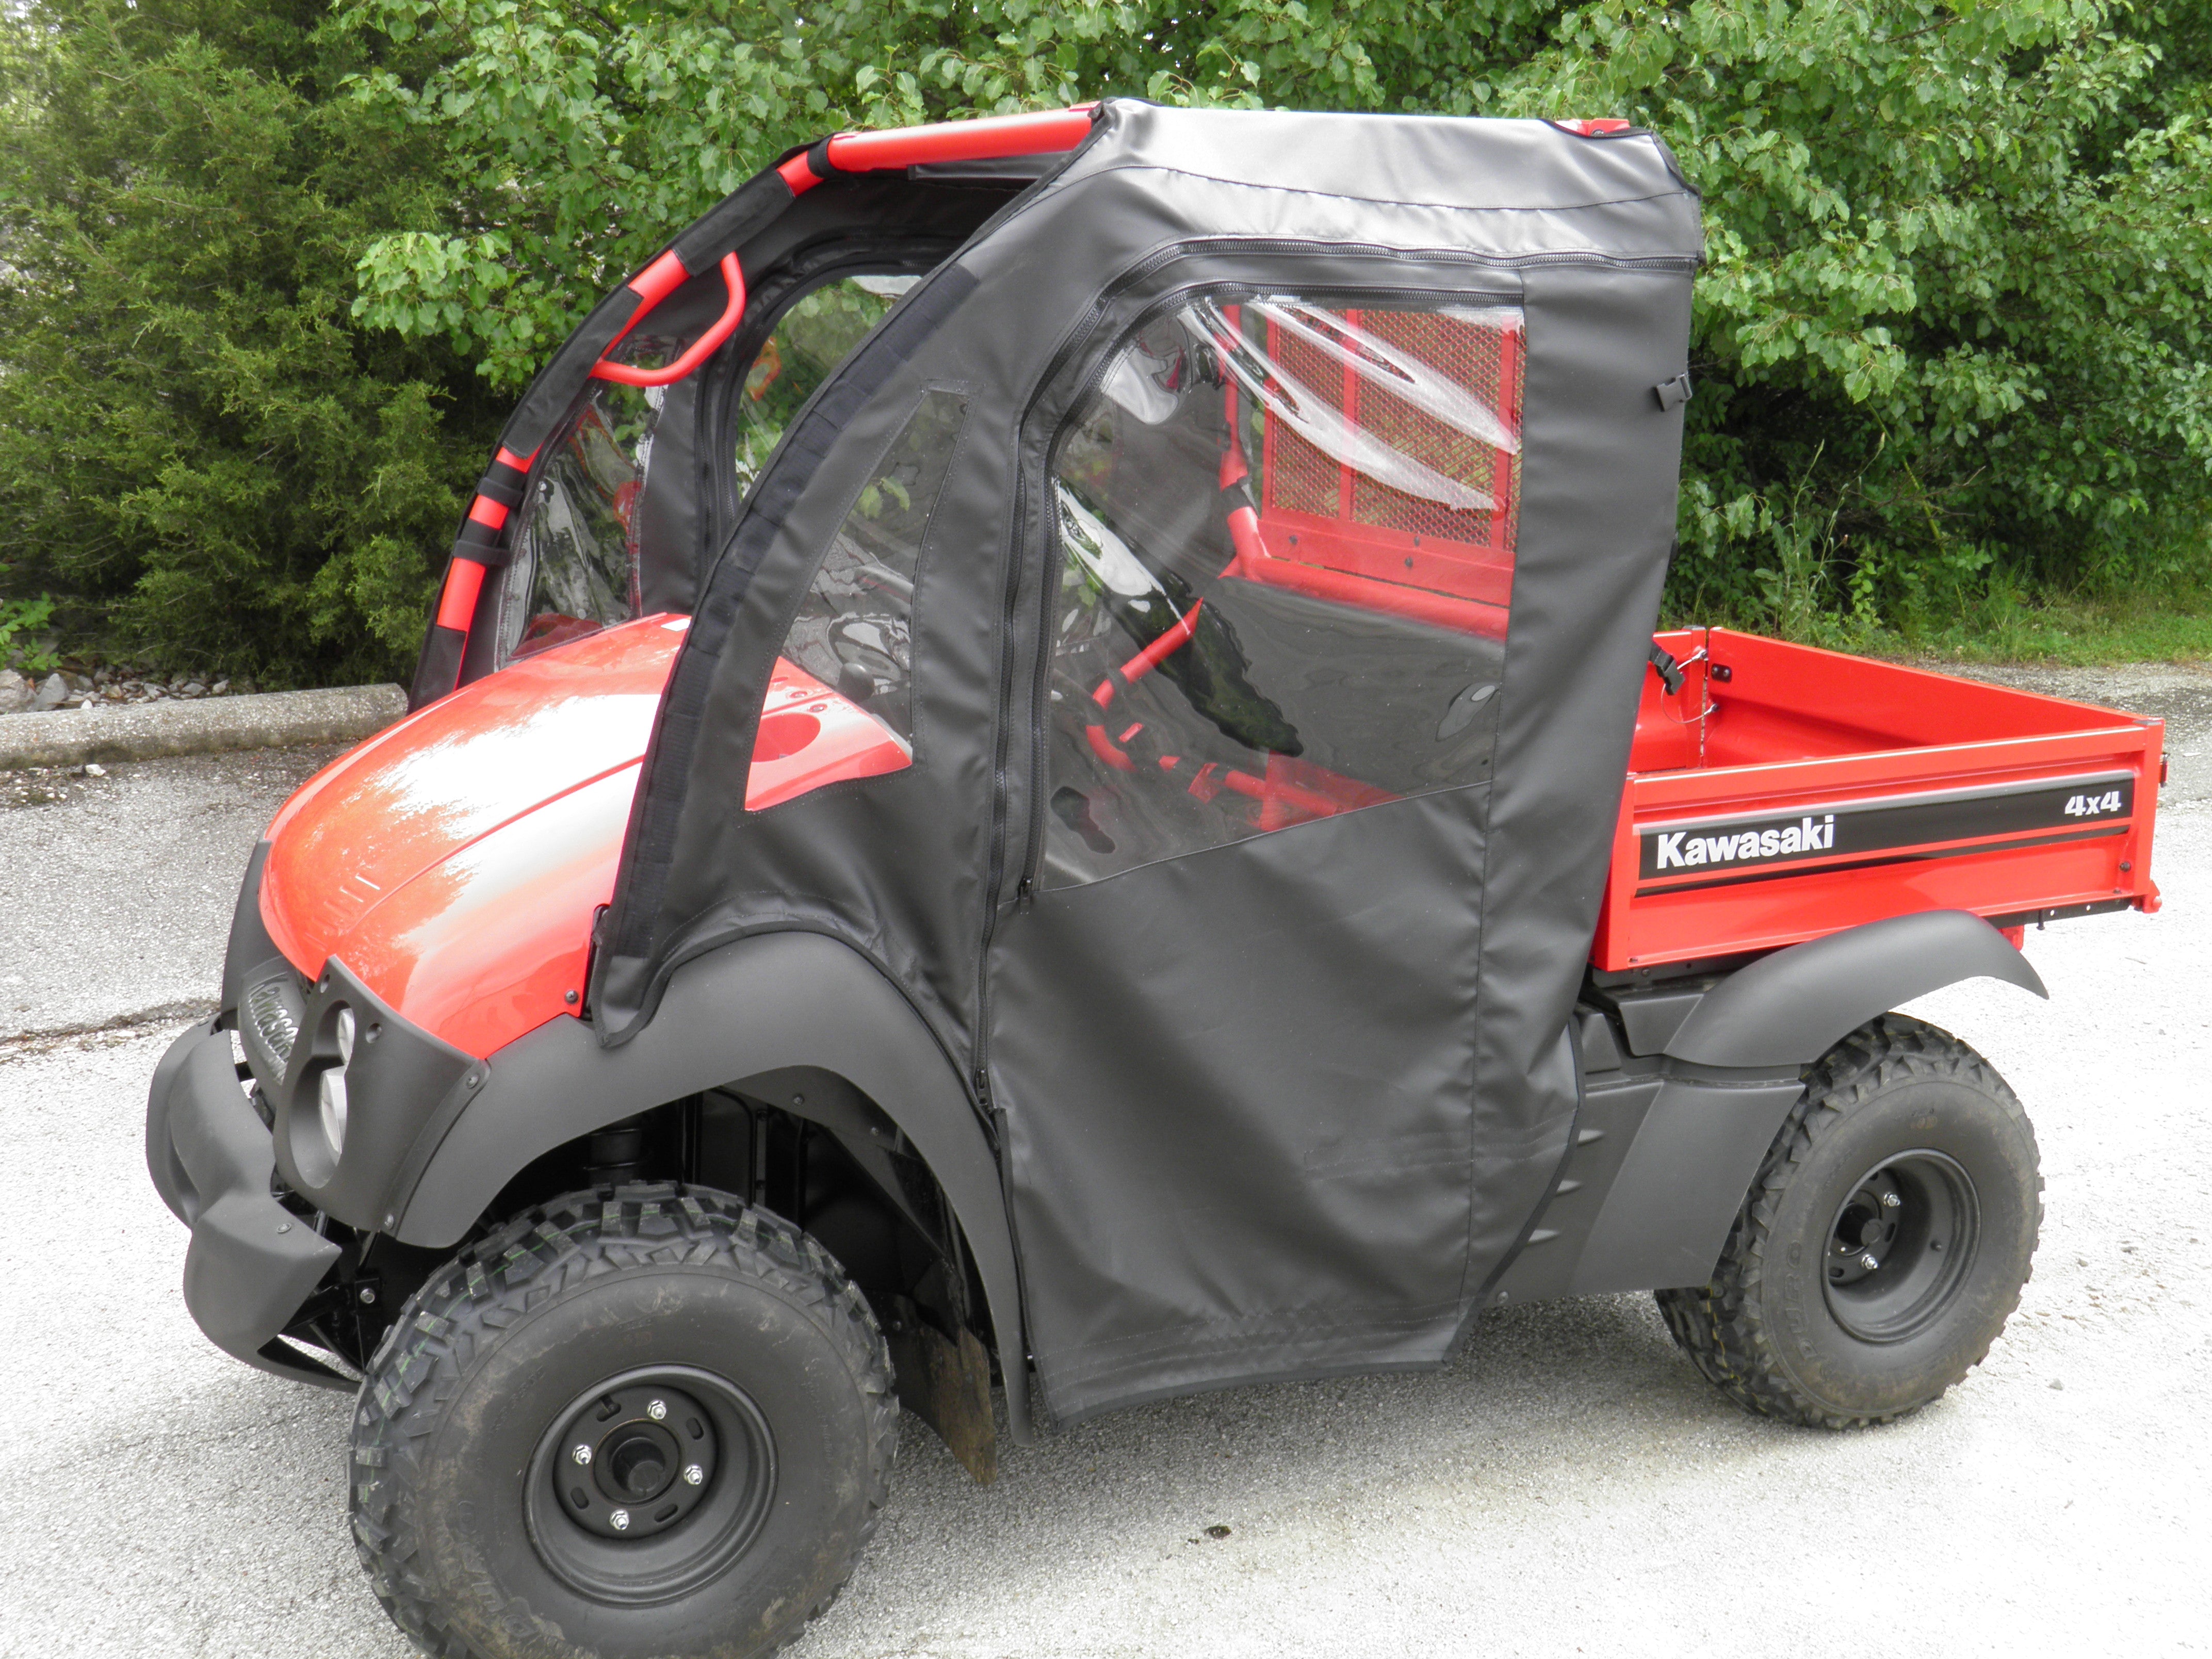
318,1005,355,1159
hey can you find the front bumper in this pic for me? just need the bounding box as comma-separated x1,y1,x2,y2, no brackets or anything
146,1020,349,1388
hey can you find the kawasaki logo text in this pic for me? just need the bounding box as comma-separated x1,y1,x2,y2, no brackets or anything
1654,815,1836,871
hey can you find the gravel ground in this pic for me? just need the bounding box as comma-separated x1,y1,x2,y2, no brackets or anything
0,678,2205,1659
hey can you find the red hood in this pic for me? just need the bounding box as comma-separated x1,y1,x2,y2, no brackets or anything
260,616,685,1054
258,613,912,1058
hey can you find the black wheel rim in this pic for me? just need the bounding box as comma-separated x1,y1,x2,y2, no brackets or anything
524,1365,776,1605
1821,1149,1980,1343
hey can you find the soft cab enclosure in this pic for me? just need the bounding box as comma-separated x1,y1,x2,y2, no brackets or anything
552,104,1706,1421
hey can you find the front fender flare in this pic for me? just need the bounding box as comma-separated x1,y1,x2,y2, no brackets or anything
1663,908,2048,1068
392,931,1029,1440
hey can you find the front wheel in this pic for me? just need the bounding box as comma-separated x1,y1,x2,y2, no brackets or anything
350,1183,896,1659
1657,1014,2042,1429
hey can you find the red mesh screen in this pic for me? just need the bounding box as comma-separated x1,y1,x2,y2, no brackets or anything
1256,306,1523,563
1261,321,1343,519
1349,311,1518,554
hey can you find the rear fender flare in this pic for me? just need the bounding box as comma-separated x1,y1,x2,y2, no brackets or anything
393,931,1029,1440
1662,909,2048,1068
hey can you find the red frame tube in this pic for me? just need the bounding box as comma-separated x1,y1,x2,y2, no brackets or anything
440,110,1094,690
627,249,692,308
1093,600,1205,711
435,558,488,630
592,253,746,387
781,108,1094,196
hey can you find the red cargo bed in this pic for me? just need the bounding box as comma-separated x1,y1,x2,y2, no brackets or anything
1594,628,2166,972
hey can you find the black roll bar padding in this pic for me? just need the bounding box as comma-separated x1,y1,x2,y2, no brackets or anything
454,515,508,561
410,623,469,710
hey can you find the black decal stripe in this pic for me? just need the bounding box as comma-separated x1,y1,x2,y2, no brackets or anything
1634,823,2127,898
1637,775,2134,879
1641,768,2133,836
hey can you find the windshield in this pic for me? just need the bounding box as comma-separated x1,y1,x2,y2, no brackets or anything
497,273,915,666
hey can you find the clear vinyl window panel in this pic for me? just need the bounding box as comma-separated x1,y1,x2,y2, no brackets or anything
501,375,661,662
746,389,968,811
734,275,917,493
1042,296,1523,888
500,275,920,666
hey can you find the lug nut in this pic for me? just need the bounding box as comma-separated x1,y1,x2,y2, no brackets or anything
1880,1192,1902,1208
683,1464,704,1486
610,1509,630,1531
572,1444,592,1466
1859,1251,1880,1271
647,1399,668,1422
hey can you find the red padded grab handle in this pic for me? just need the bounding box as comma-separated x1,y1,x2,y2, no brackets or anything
591,253,746,387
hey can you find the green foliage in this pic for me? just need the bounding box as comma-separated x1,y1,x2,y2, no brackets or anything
7,1,2208,678
0,595,60,674
339,0,2212,645
0,0,505,684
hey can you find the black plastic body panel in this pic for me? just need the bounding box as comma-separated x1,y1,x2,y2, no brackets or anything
1569,1070,1805,1291
219,839,284,1021
261,956,478,1234
394,931,1032,1442
1499,913,2046,1301
1487,1069,1658,1303
1662,909,2046,1067
1490,1051,1804,1301
1607,985,1706,1056
145,1021,348,1389
1573,1005,1624,1072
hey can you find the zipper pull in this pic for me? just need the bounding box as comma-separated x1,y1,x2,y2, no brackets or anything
1016,876,1034,911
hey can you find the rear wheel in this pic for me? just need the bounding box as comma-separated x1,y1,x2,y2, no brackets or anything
350,1183,896,1659
1656,1015,2041,1428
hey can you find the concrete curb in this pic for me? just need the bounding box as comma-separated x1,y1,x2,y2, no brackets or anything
0,684,409,770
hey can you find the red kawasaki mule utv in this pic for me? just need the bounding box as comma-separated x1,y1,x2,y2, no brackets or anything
147,103,2165,1658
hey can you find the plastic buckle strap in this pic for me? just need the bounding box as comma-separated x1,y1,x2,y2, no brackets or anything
474,461,529,511
454,518,512,566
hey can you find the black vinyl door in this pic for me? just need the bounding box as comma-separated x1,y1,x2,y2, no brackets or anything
988,294,1530,1421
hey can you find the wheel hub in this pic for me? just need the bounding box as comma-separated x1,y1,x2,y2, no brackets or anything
525,1364,776,1603
1821,1150,1980,1342
1826,1171,1905,1287
554,1380,718,1540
